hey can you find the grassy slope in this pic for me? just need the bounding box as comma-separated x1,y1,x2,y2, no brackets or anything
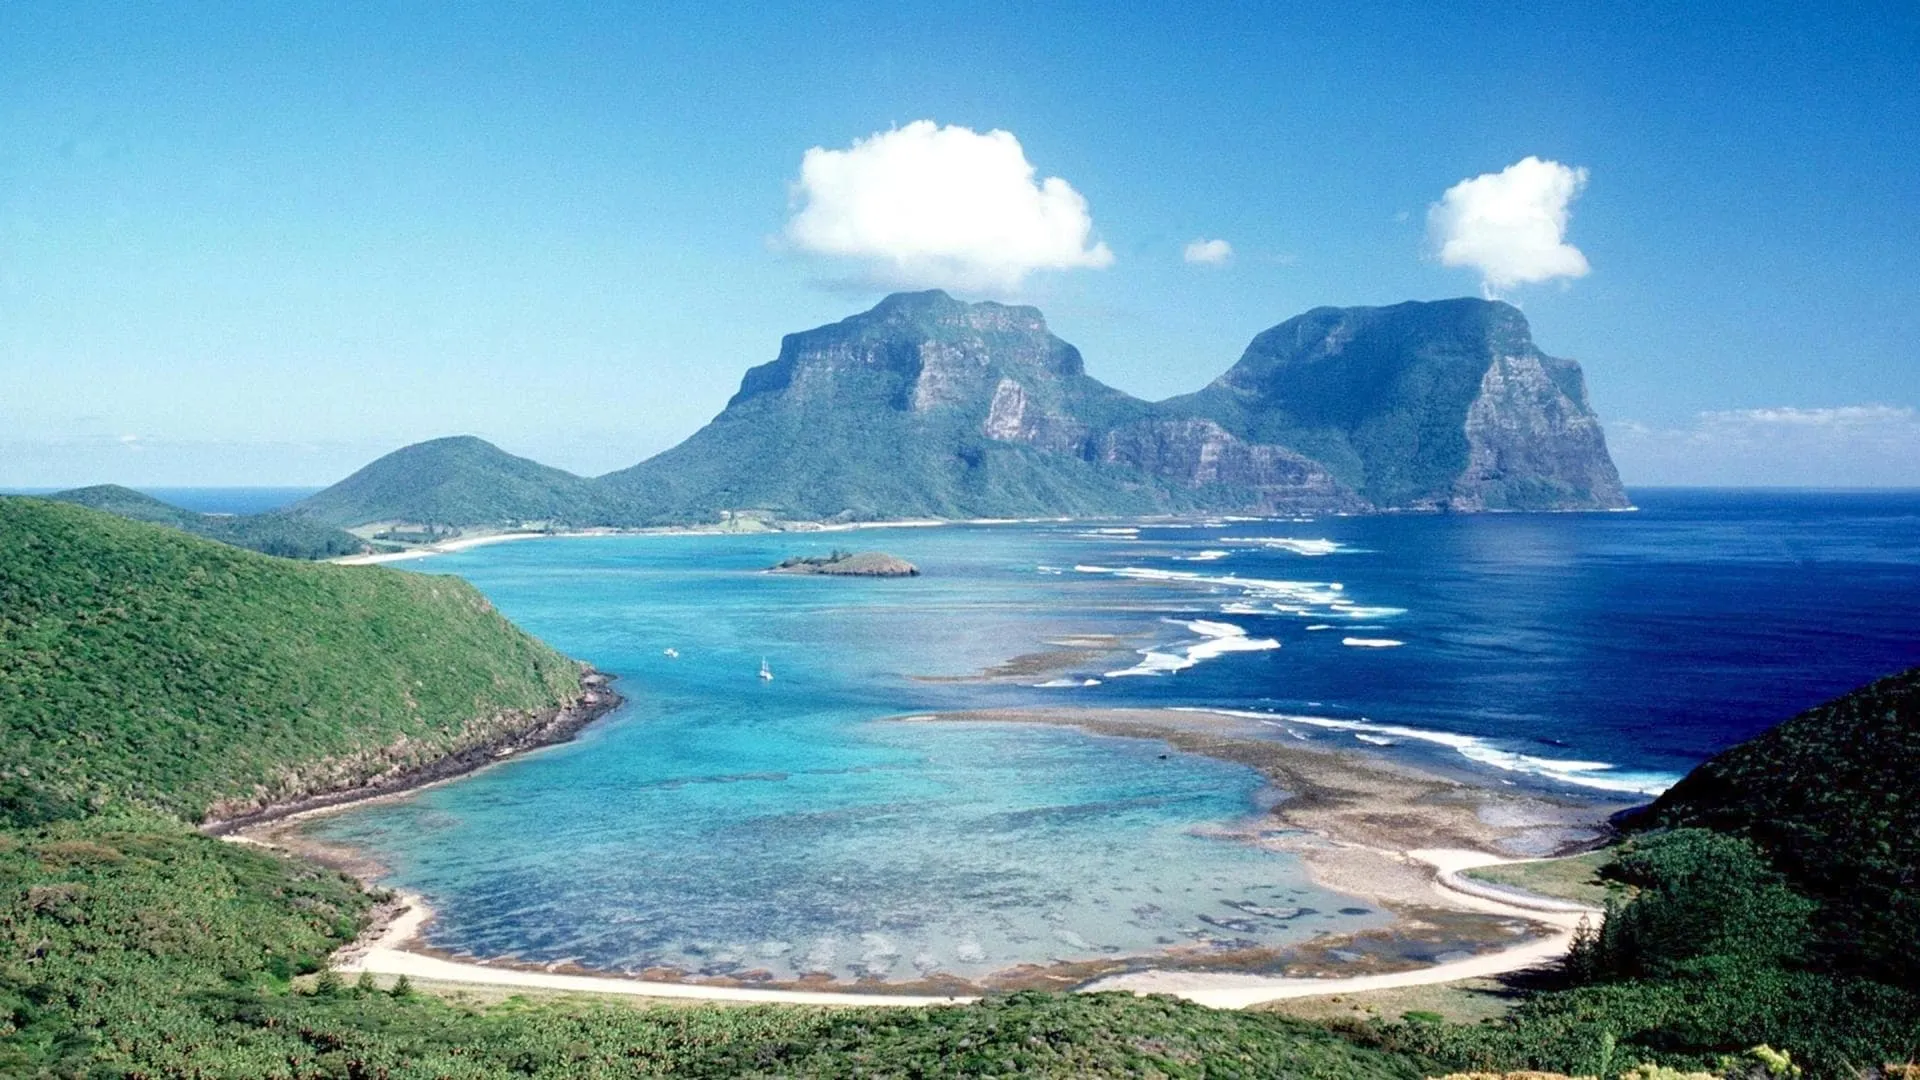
1461,851,1622,908
0,497,582,824
48,484,369,560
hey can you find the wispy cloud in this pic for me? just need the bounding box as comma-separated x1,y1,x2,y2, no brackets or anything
1182,238,1233,265
1428,156,1590,295
783,120,1113,295
1698,405,1914,427
1609,405,1920,486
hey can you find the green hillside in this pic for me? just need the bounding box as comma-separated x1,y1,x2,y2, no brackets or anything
1642,665,1920,985
1364,672,1920,1077
0,497,584,825
290,435,618,529
48,484,369,559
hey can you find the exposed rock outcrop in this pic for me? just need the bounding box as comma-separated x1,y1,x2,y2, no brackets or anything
770,551,920,577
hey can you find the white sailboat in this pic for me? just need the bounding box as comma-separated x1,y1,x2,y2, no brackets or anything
758,657,773,681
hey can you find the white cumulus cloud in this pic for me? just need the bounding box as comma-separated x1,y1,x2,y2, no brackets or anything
1183,238,1233,265
783,120,1114,294
1428,156,1591,293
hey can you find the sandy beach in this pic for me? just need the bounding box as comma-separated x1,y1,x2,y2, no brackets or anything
329,516,1015,567
233,704,1618,1010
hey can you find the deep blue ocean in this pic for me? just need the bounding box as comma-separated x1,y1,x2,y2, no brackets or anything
309,490,1920,984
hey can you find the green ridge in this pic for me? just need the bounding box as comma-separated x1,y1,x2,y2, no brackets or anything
48,484,369,560
289,435,618,529
0,497,582,825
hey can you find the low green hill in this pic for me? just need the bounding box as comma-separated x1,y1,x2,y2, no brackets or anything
1641,665,1920,985
0,497,584,825
290,435,616,528
48,484,369,559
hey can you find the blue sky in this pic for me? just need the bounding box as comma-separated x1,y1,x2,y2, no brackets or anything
3,2,1916,487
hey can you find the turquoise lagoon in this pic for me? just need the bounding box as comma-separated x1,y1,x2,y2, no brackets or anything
311,492,1920,984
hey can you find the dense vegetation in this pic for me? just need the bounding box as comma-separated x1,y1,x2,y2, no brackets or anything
47,485,369,559
0,498,582,825
1363,829,1919,1077
1643,666,1920,987
289,435,624,529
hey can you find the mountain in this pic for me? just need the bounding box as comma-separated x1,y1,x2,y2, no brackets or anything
290,435,614,529
600,291,1175,521
1170,298,1629,511
0,497,588,825
47,484,369,559
307,294,1627,526
1639,665,1920,985
598,290,1360,521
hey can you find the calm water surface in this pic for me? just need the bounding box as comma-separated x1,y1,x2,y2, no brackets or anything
312,490,1920,983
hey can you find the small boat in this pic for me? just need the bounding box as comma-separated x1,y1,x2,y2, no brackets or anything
663,648,680,659
758,657,773,681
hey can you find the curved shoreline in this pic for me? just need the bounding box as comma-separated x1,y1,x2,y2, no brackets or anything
305,706,1612,1010
332,847,1595,1010
204,670,623,837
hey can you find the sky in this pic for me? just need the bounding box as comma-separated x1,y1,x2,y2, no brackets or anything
3,2,1917,488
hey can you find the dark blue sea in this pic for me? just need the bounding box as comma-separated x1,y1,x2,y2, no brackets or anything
311,489,1920,983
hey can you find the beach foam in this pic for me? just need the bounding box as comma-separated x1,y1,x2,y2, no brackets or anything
1342,637,1404,648
1072,564,1404,623
1106,619,1279,678
1179,708,1681,796
1220,537,1349,556
1179,550,1231,562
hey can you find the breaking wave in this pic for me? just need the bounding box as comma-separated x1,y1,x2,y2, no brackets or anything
1178,708,1681,796
1105,619,1279,678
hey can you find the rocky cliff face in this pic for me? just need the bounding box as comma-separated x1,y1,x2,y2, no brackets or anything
592,293,1624,521
600,292,1178,521
1093,418,1360,513
1171,298,1628,511
602,291,1378,520
1453,349,1628,511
